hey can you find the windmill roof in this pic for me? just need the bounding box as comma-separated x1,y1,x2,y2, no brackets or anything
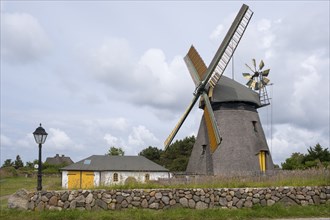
60,155,169,172
211,75,261,107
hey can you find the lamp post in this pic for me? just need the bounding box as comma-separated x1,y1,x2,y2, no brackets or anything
33,124,48,191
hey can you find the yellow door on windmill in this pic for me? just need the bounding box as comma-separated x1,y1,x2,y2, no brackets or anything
81,172,94,189
259,151,266,172
68,171,81,189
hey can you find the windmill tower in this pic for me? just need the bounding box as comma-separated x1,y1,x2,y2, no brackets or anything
164,4,274,175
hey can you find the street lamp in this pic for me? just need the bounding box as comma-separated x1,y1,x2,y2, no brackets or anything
33,124,48,191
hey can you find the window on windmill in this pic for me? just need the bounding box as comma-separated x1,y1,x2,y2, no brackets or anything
145,173,150,181
201,144,206,155
252,121,258,132
113,173,118,182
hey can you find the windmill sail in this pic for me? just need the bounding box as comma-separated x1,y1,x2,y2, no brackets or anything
164,4,253,149
206,4,253,88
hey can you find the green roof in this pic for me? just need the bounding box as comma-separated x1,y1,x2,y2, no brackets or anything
60,155,169,172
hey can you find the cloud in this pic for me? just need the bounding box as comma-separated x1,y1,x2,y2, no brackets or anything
1,134,12,146
270,124,328,166
1,12,52,64
46,128,83,151
128,125,159,146
209,24,224,41
88,39,194,117
104,133,125,147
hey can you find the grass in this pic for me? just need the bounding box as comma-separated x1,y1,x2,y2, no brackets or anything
0,169,329,219
0,203,329,220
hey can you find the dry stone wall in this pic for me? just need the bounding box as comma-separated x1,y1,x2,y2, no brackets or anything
8,186,330,211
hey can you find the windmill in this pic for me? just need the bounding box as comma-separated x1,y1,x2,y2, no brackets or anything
164,4,274,175
243,59,271,106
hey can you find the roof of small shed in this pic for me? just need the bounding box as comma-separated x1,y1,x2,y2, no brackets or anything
60,155,169,172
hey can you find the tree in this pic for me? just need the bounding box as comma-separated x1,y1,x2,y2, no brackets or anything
107,146,125,156
281,152,305,170
303,143,330,168
160,136,195,171
2,159,14,168
14,155,24,169
139,146,163,165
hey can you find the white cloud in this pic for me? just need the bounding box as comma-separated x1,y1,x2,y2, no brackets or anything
1,134,12,146
209,24,224,41
46,128,82,151
104,133,122,147
270,124,328,166
128,125,159,147
1,12,52,64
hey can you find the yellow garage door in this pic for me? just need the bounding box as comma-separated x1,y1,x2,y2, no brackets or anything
81,172,94,189
68,171,80,189
68,171,94,189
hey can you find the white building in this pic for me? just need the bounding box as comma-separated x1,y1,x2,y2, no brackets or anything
60,155,171,189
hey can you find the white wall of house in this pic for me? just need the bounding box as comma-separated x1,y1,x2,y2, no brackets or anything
62,170,68,188
100,171,171,185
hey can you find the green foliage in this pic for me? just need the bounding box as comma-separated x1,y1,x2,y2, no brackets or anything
107,146,125,156
138,146,163,165
281,152,305,170
160,136,194,171
282,143,330,170
2,159,14,168
14,155,24,169
42,162,70,174
138,136,194,171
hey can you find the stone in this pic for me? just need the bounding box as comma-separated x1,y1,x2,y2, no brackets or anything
49,206,62,211
188,199,196,208
267,200,275,206
232,197,239,205
252,198,260,204
169,199,176,206
260,199,267,206
68,194,75,201
296,195,305,200
116,195,124,203
236,200,243,208
41,196,49,202
70,200,76,209
57,200,64,207
8,189,29,210
61,193,69,201
108,203,116,210
49,196,58,206
149,191,156,197
149,202,159,209
179,198,188,207
64,201,70,209
95,199,108,210
196,201,208,210
27,201,35,210
141,199,148,208
219,197,227,206
155,192,162,199
131,201,140,207
86,193,94,204
162,196,170,205
36,201,45,211
313,195,320,205
244,200,253,208
226,195,232,201
121,200,128,208
320,193,326,199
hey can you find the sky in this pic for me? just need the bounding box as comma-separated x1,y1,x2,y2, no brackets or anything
1,1,329,167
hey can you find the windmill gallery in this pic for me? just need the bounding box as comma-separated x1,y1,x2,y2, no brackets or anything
164,4,274,175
